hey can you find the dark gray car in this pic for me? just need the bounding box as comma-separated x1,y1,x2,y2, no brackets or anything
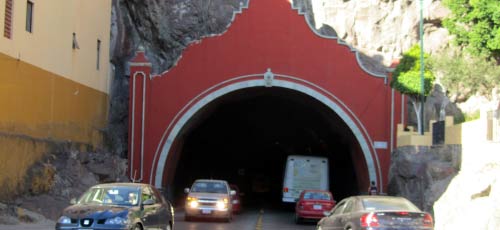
55,182,174,230
316,195,433,230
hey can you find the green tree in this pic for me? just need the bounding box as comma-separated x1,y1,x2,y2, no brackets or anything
390,45,436,133
431,49,500,101
443,0,500,60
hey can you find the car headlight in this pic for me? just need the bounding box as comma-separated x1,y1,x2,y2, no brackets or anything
187,196,198,208
105,216,129,225
189,200,199,208
57,216,71,224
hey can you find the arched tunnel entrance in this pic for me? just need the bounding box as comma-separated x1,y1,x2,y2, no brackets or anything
168,86,368,208
127,0,401,209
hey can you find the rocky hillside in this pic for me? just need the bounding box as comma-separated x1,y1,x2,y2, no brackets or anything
389,143,500,230
0,151,128,222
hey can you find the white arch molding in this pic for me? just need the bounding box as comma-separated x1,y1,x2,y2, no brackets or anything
152,71,382,190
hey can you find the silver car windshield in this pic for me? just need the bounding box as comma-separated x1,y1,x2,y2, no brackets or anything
191,182,228,193
78,186,141,206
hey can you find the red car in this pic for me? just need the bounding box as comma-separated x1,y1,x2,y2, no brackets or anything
295,190,335,224
230,184,243,214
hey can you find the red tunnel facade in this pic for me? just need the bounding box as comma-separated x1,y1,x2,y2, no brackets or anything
128,0,403,193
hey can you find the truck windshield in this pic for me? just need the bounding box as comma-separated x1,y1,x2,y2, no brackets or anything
191,182,228,193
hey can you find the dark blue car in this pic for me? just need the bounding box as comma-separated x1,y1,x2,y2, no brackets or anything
55,182,174,230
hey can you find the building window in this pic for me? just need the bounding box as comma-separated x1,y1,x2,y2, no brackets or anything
4,0,13,39
26,1,33,32
96,39,101,70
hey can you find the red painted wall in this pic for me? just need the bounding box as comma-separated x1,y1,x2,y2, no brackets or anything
129,0,402,192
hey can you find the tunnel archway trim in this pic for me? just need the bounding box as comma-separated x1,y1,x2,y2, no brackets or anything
130,71,147,182
153,73,381,190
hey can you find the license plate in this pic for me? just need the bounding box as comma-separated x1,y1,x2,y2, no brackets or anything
201,209,212,214
313,205,322,210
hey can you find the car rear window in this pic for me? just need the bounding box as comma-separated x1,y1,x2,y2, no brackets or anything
361,197,420,211
303,191,331,200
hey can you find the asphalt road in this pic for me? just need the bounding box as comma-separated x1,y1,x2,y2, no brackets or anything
0,208,317,230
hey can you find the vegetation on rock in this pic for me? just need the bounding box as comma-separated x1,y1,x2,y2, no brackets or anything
443,0,500,61
431,50,500,102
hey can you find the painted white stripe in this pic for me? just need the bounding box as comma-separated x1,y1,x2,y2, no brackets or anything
402,94,406,125
391,88,395,154
130,71,146,182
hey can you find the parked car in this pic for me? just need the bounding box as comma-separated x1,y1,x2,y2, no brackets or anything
184,179,235,222
229,184,244,214
295,189,336,224
316,195,433,230
55,182,174,230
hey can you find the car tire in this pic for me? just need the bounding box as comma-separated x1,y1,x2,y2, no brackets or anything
295,213,302,224
225,214,232,223
133,224,143,230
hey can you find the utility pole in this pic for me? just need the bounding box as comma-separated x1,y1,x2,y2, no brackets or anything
419,0,425,135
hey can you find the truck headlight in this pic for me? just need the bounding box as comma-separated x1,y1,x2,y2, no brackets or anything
187,196,199,208
189,200,199,208
216,201,226,210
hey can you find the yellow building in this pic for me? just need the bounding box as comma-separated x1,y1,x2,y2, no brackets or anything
0,0,112,198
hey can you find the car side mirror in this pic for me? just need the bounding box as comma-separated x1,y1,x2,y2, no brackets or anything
230,190,236,196
184,188,190,193
142,199,155,206
323,211,331,217
70,198,77,205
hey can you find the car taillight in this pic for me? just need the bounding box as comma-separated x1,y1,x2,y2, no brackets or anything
360,213,380,227
283,187,288,192
423,213,433,227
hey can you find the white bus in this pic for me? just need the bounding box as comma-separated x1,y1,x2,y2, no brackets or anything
282,155,329,203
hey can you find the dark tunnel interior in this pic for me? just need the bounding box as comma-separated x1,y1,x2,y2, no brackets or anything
171,87,362,209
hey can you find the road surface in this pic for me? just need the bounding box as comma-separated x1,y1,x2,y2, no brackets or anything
0,208,317,230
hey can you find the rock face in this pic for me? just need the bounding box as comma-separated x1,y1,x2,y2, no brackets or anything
433,143,500,230
108,0,452,154
13,151,128,220
390,143,500,230
388,145,461,213
295,0,451,73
